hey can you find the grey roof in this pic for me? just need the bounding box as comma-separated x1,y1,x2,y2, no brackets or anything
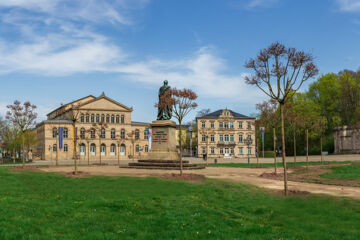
131,121,151,125
197,109,254,119
37,119,73,126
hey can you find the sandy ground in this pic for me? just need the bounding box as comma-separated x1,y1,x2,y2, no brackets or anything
39,165,360,200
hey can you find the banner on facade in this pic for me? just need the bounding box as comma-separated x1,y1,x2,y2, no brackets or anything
148,128,151,149
58,127,63,150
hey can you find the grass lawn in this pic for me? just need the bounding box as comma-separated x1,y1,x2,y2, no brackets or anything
204,161,355,168
320,165,360,180
0,168,359,239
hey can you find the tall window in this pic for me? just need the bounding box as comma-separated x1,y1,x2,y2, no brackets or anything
86,114,90,123
224,134,229,142
96,114,100,123
63,128,68,138
219,122,223,128
110,144,116,155
101,129,106,138
230,122,234,129
210,134,214,142
219,135,223,142
248,147,251,155
136,144,140,152
210,122,214,128
121,115,124,123
101,114,105,122
90,144,96,155
81,114,84,123
239,147,243,155
121,129,125,139
116,115,120,123
80,144,86,154
91,129,95,139
106,114,110,123
135,129,140,140
231,148,234,155
202,147,206,154
52,128,57,138
101,144,106,155
224,122,229,129
201,122,205,128
53,144,57,152
239,121,243,129
220,148,223,154
111,115,115,123
144,129,149,140
248,134,252,140
91,114,95,123
201,135,206,142
111,129,115,139
230,134,234,142
145,145,148,152
247,122,251,130
239,135,243,143
211,147,215,154
80,128,85,139
64,144,68,152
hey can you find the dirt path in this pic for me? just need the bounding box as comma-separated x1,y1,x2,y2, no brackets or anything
39,166,360,199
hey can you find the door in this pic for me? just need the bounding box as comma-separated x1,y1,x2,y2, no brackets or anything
120,145,125,156
225,148,229,157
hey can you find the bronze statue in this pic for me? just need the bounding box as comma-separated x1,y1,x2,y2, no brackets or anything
157,80,172,120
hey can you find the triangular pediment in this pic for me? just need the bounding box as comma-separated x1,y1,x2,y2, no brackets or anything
79,96,132,112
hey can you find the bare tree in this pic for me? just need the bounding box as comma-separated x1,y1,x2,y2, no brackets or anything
245,42,318,195
6,101,37,168
92,121,108,165
196,108,211,117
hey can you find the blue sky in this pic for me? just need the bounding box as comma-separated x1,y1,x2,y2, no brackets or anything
0,0,360,123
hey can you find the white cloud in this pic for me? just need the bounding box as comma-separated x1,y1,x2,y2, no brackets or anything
337,0,360,12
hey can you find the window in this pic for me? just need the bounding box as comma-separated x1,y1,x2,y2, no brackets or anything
210,134,214,142
80,128,85,139
230,134,234,142
80,144,86,155
239,147,243,155
111,115,114,123
63,128,68,138
101,129,106,138
219,135,223,142
53,144,57,152
230,148,234,154
247,122,251,130
64,144,68,152
211,147,215,154
239,135,243,143
230,122,234,129
202,147,206,154
220,148,223,154
52,128,57,138
101,144,106,155
201,122,205,128
86,114,89,123
135,129,140,140
136,144,140,152
248,134,252,140
224,122,229,129
116,115,120,123
224,134,229,142
201,135,206,142
239,121,243,129
91,129,95,139
81,114,84,123
110,144,116,155
144,128,149,140
248,147,252,155
210,122,214,128
145,145,149,152
111,129,115,139
219,122,223,128
101,114,105,122
121,129,125,139
96,114,100,123
106,114,110,123
121,115,124,123
90,144,96,155
91,114,95,123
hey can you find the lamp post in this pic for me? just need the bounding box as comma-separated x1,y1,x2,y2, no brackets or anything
244,136,253,165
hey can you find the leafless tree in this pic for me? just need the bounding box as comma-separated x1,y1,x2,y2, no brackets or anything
92,121,108,165
245,42,318,195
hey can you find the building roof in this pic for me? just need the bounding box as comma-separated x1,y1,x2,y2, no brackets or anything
196,109,254,119
131,121,151,126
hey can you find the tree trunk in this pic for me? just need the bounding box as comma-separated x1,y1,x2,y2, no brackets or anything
280,103,288,196
256,137,259,166
320,136,323,163
21,131,25,168
293,129,296,167
118,143,120,166
99,138,102,165
73,125,77,174
273,127,277,174
306,129,309,170
88,142,90,166
56,130,59,166
179,122,183,175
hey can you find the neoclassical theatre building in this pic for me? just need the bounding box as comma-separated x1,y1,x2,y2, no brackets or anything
196,109,256,158
35,93,151,161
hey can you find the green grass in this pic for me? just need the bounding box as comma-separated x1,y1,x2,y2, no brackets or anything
320,165,360,180
204,161,356,168
0,168,359,239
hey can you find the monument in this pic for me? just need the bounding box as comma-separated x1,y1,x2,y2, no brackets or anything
126,80,204,169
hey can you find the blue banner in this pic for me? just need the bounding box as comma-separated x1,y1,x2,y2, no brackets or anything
261,131,264,144
58,127,63,150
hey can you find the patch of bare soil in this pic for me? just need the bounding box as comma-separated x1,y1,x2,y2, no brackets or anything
259,164,360,187
160,173,206,183
10,166,48,172
271,189,311,197
63,171,91,178
92,163,109,166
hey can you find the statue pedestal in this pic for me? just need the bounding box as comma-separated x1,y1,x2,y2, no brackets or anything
147,120,179,161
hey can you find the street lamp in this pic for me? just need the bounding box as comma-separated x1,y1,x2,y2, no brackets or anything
244,136,253,164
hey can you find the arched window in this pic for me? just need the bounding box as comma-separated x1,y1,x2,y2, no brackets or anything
111,115,114,123
136,144,139,152
80,114,84,123
90,143,96,156
91,129,95,139
121,115,124,123
101,128,106,138
116,115,120,123
53,144,57,152
144,128,149,140
120,144,126,156
106,114,110,123
110,144,116,156
96,114,100,123
101,114,105,122
86,114,90,123
121,129,125,139
52,128,57,138
101,144,106,156
135,129,140,140
63,128,68,138
111,129,115,139
145,145,148,152
64,144,68,152
80,143,86,155
80,128,86,139
91,114,95,123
